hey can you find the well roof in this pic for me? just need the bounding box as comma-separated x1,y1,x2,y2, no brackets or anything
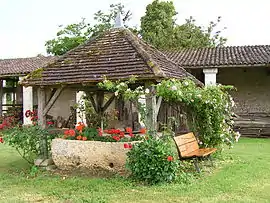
22,28,198,86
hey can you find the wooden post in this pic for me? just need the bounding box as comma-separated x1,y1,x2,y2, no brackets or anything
0,80,3,116
145,85,162,134
37,87,48,159
145,86,157,133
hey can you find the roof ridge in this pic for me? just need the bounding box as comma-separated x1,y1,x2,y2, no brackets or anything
122,28,166,78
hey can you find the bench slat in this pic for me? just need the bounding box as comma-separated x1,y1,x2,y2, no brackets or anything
174,132,216,158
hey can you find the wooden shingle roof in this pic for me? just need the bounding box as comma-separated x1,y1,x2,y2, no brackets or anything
23,28,199,86
164,45,270,68
0,55,56,77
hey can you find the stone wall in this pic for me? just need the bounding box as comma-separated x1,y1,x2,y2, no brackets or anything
217,67,270,116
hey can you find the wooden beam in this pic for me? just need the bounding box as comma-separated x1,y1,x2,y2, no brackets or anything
38,87,46,129
156,96,162,116
37,87,48,159
145,85,157,132
42,87,64,117
0,80,3,116
102,94,115,112
86,92,98,113
96,91,104,113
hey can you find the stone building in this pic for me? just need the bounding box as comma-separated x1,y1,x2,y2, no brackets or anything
165,45,270,136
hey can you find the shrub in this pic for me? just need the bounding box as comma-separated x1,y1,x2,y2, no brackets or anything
126,136,179,185
2,125,56,164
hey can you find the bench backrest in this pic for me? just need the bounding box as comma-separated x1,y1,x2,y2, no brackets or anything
173,132,199,157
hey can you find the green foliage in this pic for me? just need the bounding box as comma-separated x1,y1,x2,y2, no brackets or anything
45,1,226,56
2,125,55,164
126,135,179,185
140,0,226,49
45,4,132,55
157,79,238,148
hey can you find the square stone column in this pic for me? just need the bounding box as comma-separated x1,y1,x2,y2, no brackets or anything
76,91,86,124
19,77,33,125
203,68,218,86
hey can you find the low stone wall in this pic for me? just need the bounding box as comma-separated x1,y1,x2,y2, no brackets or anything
51,139,135,175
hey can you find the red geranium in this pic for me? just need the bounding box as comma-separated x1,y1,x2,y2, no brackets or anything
124,143,129,148
119,132,125,138
76,135,82,140
167,156,173,161
82,136,87,141
129,143,132,149
112,136,120,141
140,128,146,134
64,130,70,135
0,137,3,143
126,127,132,133
47,121,54,125
129,133,134,137
69,129,76,137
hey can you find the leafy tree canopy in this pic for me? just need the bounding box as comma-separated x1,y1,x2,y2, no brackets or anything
141,0,227,49
45,1,226,55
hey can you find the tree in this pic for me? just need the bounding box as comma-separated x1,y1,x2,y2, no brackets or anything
140,0,226,50
45,1,227,55
45,3,131,55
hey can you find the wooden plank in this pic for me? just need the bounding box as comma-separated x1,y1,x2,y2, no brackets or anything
42,87,64,117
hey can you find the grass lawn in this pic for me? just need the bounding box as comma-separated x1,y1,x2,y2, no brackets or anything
0,138,270,203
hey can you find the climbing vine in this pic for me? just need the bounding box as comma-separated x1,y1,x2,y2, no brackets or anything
157,79,240,148
98,78,240,148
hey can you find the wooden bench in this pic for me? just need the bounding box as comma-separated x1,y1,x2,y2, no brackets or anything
173,132,217,172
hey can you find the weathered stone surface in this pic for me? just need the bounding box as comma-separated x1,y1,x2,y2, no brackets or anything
51,139,138,174
34,158,54,167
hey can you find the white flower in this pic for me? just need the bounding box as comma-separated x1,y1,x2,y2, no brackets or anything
197,94,202,98
235,131,241,142
191,99,194,102
114,91,119,96
171,85,177,91
199,141,203,145
145,88,150,94
220,134,224,137
231,100,235,107
183,81,189,86
205,100,209,104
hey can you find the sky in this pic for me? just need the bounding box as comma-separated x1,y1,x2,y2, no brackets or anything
0,0,270,59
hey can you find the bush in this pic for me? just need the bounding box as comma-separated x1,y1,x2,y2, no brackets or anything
2,125,55,164
126,136,179,185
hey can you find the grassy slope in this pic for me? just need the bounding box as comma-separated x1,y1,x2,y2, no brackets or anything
0,138,270,203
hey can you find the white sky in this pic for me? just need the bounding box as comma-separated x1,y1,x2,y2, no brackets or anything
0,0,270,58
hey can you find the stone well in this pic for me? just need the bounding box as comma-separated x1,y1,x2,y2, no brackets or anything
51,138,136,174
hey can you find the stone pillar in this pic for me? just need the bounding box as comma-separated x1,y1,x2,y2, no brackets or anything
203,68,218,86
76,91,86,124
20,77,33,125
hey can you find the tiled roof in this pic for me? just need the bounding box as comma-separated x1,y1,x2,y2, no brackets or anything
23,28,199,86
0,55,56,76
164,45,270,68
